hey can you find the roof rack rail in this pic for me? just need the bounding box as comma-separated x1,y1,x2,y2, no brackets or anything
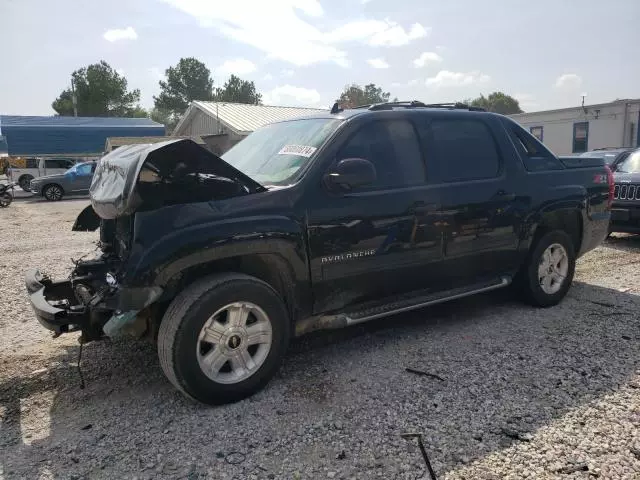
351,101,486,112
420,102,486,112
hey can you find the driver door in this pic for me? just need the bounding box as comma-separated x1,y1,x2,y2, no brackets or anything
305,118,444,313
72,163,95,193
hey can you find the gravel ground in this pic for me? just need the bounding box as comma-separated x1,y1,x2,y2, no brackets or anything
1,198,639,480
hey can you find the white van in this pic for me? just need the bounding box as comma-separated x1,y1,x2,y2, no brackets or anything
8,157,76,191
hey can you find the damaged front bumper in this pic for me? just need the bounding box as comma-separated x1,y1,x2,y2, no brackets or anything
25,266,163,342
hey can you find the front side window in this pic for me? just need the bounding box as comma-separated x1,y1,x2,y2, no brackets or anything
427,119,500,182
75,163,93,176
573,122,589,153
222,118,341,186
25,158,38,168
336,119,425,189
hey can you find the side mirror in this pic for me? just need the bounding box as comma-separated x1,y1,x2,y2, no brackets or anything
325,158,376,191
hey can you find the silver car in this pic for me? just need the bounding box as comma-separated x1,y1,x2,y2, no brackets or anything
29,161,96,201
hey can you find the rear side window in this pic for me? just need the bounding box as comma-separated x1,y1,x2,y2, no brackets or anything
337,119,425,189
507,121,563,171
427,119,500,183
45,159,70,168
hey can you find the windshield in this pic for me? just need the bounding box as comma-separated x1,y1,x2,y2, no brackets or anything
221,118,341,185
579,150,624,164
615,150,640,173
66,162,93,175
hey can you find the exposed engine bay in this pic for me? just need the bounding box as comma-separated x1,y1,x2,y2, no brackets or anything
28,139,265,344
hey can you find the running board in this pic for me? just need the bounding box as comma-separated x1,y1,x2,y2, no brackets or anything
295,276,512,336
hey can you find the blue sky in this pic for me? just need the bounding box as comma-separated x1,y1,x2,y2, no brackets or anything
1,0,639,115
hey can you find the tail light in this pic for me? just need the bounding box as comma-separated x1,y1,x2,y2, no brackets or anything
605,165,614,209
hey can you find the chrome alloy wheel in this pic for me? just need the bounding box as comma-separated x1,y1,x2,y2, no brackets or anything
196,302,273,384
538,243,569,295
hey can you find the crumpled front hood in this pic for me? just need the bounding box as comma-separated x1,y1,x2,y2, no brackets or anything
89,139,265,219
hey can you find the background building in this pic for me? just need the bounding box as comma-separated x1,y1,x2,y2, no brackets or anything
104,135,205,153
0,115,165,162
509,99,640,155
173,101,327,154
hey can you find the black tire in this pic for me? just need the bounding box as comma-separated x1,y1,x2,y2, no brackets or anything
520,230,576,307
18,175,34,192
0,192,12,207
157,273,290,405
43,184,64,201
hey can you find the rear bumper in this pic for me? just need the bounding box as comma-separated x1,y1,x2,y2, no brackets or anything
25,269,88,334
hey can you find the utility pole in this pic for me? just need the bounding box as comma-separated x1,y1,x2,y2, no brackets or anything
71,77,78,117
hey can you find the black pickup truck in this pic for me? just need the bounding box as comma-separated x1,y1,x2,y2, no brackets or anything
25,101,613,404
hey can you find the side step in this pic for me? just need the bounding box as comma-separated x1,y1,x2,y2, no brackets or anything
295,276,511,336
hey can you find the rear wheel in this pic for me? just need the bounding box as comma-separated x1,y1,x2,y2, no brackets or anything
18,175,34,192
520,230,576,307
157,273,290,404
43,184,64,201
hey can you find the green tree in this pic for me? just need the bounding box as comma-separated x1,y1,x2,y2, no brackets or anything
468,91,523,114
153,58,214,120
214,75,262,104
337,83,391,108
150,108,177,132
52,61,143,117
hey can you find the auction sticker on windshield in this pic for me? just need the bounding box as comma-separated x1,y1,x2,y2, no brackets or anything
278,145,318,157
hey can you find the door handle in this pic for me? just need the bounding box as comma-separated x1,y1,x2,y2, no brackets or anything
493,190,516,201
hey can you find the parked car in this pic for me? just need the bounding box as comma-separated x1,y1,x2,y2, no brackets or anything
29,161,97,201
25,102,612,405
609,147,640,234
580,147,633,169
7,157,76,191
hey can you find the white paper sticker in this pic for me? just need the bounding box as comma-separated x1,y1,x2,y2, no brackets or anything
277,144,317,158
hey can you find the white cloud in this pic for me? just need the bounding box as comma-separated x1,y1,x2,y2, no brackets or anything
115,68,126,77
103,26,138,42
263,73,274,81
263,84,321,106
325,20,429,47
161,1,428,66
367,58,389,69
413,52,442,68
554,73,582,89
149,67,164,81
217,58,257,75
426,70,490,88
281,69,295,77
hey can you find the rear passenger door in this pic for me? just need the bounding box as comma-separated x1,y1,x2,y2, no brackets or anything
306,117,444,313
417,115,521,284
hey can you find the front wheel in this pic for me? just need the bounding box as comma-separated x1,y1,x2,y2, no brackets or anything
521,230,576,307
157,273,290,404
43,184,64,201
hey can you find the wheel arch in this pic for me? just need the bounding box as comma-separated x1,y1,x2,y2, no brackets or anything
160,253,306,325
43,183,65,198
526,206,583,255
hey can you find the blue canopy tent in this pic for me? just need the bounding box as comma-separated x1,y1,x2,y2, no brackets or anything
0,115,165,156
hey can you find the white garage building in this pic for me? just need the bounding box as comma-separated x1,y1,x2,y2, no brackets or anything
509,99,640,156
173,101,327,155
